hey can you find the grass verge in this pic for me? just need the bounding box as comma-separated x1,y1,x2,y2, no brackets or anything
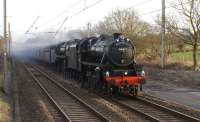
0,73,11,122
0,95,10,122
170,51,200,63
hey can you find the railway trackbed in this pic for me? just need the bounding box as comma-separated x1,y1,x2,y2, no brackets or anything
28,63,200,122
24,64,109,122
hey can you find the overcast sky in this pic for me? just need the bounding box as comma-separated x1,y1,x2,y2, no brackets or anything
0,0,175,42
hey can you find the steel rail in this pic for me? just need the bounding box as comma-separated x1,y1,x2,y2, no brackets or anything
24,64,71,122
30,64,110,122
111,96,200,122
32,63,200,122
137,97,200,122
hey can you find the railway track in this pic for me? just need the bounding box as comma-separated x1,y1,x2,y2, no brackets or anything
112,96,200,122
32,63,200,122
25,64,109,122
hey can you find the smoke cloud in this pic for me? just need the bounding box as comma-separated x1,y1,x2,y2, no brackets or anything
12,29,84,60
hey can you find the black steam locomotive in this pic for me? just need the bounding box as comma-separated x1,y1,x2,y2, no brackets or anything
36,33,146,96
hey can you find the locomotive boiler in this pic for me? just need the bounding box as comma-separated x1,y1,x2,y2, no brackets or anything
82,33,135,66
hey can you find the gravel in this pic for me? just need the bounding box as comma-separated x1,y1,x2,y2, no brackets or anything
143,66,200,119
142,94,200,120
144,66,200,89
15,61,64,122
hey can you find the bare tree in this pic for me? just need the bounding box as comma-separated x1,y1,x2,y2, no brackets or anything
168,0,200,70
89,8,150,40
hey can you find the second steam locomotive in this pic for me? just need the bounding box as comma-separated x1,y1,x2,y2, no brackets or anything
35,33,146,96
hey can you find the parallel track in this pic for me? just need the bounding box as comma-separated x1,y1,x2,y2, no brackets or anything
112,96,200,122
25,64,109,122
32,63,200,122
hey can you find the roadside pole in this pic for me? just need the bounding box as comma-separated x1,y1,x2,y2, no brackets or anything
3,0,7,93
161,0,165,68
8,23,11,58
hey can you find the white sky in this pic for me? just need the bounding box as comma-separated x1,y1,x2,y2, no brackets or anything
0,0,175,42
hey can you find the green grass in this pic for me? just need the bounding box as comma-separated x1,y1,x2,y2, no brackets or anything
170,51,200,64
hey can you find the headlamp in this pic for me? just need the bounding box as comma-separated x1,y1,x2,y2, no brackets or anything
141,70,145,77
124,72,128,75
106,71,110,77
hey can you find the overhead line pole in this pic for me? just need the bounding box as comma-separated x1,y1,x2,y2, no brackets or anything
3,0,7,93
8,23,11,57
161,0,165,68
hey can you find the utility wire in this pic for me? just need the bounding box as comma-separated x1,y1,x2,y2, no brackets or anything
139,1,190,16
54,17,68,36
139,8,162,16
128,0,153,9
25,16,40,33
29,0,188,35
70,0,104,18
39,0,154,33
37,0,83,30
53,0,104,37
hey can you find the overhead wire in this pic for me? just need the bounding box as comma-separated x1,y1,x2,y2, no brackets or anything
30,0,189,37
25,16,40,33
138,1,190,17
35,0,155,34
36,0,83,31
53,0,104,37
54,17,69,36
128,0,153,9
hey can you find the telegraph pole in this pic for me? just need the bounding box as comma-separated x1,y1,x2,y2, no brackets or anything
3,0,7,53
8,23,11,57
3,0,7,93
161,0,165,68
87,22,91,37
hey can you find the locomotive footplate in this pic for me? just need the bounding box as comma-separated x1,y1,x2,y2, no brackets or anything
105,76,145,95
